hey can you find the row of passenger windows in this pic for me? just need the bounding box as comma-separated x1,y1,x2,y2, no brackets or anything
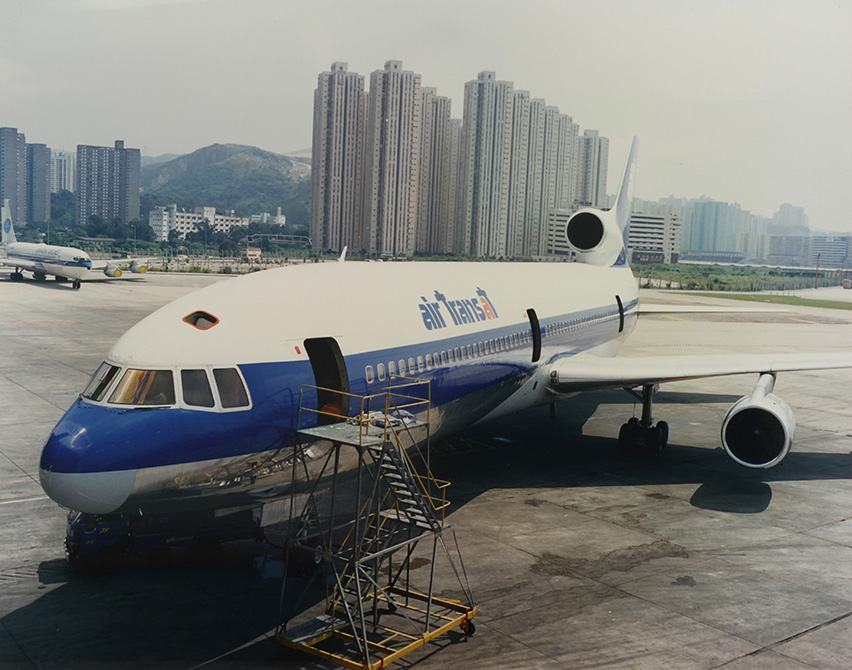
363,308,619,384
365,330,532,383
543,307,619,338
82,362,250,410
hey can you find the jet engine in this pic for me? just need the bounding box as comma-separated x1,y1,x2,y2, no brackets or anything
564,208,626,266
103,265,123,278
720,373,795,468
130,261,147,274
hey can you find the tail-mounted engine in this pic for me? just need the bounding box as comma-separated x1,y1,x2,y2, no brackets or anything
721,373,795,468
565,208,625,266
565,137,638,267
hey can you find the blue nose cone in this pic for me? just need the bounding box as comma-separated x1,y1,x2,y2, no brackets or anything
39,401,136,513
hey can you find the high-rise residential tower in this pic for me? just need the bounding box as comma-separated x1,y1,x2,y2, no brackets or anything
0,127,28,224
416,88,457,255
76,140,141,226
51,150,76,193
459,72,514,257
575,129,609,208
362,61,422,257
27,144,51,223
310,62,366,253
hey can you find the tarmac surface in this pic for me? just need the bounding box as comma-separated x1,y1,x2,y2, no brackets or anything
1,269,851,669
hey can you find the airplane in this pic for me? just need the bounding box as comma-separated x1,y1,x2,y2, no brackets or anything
1,199,150,289
38,138,852,519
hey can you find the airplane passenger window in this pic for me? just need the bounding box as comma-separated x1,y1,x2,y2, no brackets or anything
83,362,121,401
377,363,386,382
389,361,397,376
398,360,406,375
408,357,416,372
365,366,375,384
417,356,425,372
213,368,249,408
109,369,175,406
425,354,433,370
181,369,215,407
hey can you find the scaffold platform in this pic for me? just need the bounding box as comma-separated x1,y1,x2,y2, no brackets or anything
275,377,476,670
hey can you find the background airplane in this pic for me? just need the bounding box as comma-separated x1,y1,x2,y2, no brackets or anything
1,199,150,289
37,139,852,520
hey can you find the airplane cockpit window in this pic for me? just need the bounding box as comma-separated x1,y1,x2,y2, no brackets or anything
213,368,250,408
109,369,176,406
181,369,215,407
82,362,121,401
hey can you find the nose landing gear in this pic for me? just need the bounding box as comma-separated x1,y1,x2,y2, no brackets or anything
618,383,669,454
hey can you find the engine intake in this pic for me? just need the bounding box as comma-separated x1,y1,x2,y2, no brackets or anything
721,373,795,468
566,212,605,251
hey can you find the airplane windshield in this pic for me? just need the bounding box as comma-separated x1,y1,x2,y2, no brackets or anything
108,369,176,406
82,362,121,401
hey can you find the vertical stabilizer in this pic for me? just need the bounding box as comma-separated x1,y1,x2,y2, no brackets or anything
2,199,17,246
564,137,638,266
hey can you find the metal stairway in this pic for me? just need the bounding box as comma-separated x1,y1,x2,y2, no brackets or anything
276,377,476,670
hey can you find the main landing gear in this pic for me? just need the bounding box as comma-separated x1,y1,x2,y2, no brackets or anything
72,279,81,290
618,383,669,454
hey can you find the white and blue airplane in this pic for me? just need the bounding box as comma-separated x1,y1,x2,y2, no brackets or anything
38,139,852,516
1,199,149,289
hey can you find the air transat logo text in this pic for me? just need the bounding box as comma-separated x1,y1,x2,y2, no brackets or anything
419,288,499,330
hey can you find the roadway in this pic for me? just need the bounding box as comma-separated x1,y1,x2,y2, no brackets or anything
1,269,851,669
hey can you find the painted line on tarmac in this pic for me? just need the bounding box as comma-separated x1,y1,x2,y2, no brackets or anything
0,495,49,506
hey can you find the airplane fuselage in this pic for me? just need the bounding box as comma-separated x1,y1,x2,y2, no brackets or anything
39,260,639,515
5,241,93,280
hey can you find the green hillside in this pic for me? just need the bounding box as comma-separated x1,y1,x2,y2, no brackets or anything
140,144,311,228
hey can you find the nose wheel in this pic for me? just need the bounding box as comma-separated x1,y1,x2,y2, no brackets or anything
618,384,669,454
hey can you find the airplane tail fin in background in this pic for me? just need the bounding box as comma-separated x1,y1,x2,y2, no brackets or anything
2,199,17,246
564,136,638,267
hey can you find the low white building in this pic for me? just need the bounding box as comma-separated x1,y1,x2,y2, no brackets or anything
627,212,682,264
149,204,249,241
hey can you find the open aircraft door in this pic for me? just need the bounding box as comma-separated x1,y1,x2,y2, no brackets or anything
304,337,350,425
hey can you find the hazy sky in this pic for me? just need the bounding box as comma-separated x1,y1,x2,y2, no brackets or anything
3,0,850,232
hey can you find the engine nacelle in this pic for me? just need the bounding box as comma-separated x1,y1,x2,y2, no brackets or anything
564,208,625,266
721,373,795,468
130,261,147,274
103,265,123,278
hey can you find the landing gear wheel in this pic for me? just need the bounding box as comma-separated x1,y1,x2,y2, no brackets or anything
11,271,24,282
72,279,81,290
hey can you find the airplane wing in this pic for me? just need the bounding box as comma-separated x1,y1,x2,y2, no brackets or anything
548,352,852,393
638,304,786,314
90,258,153,276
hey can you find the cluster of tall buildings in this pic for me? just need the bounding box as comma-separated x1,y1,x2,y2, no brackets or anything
0,127,140,227
310,62,609,258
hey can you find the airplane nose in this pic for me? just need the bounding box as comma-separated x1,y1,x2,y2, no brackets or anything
39,467,135,514
39,404,136,513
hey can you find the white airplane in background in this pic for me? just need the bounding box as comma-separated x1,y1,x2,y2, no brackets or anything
1,199,150,289
38,138,852,518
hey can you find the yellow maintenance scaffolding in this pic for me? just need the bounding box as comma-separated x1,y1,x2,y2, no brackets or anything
275,376,476,669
